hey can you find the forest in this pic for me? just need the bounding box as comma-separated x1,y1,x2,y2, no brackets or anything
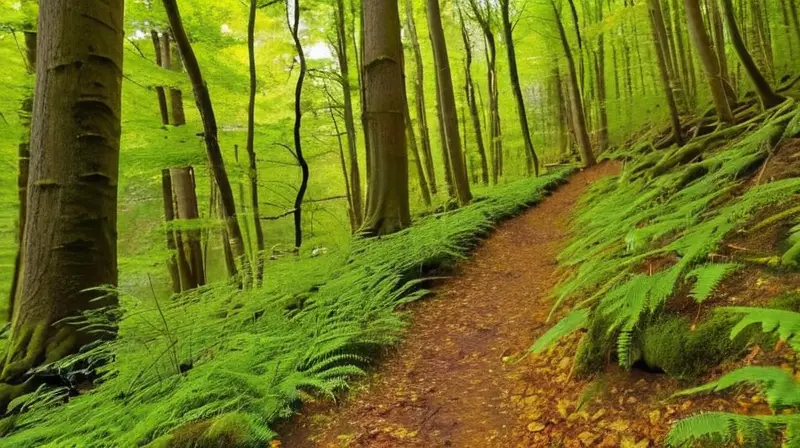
1,0,800,446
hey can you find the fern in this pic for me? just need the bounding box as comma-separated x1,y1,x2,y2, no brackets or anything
666,412,782,447
723,306,800,352
676,366,800,409
529,308,589,354
687,263,742,303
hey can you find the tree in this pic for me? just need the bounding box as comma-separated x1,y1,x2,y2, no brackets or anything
1,0,124,403
551,0,595,167
650,0,684,145
684,0,734,123
457,5,489,185
287,0,311,250
360,0,411,236
160,31,186,126
720,0,786,110
426,0,472,205
404,0,438,195
335,0,364,226
162,0,250,278
247,0,266,283
499,0,539,176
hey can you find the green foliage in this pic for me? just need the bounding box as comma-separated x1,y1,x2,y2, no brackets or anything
529,308,589,354
687,263,742,304
724,307,800,352
0,170,571,447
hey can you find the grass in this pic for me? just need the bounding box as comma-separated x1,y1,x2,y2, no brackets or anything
0,168,572,447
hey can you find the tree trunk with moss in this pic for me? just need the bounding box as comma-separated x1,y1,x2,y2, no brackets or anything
650,0,684,146
684,0,734,123
360,0,411,236
720,0,786,110
499,0,539,176
163,0,249,279
1,0,124,401
426,0,472,205
708,0,738,105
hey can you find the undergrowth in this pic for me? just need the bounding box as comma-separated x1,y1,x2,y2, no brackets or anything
0,169,571,447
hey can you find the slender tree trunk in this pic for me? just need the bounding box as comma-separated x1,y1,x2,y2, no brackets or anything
360,0,411,236
404,92,432,206
171,167,206,289
287,0,310,250
670,0,694,108
789,0,800,54
233,146,253,269
8,28,36,323
329,103,356,230
708,0,738,105
426,0,472,205
160,32,186,126
404,0,438,196
554,63,569,159
1,0,123,394
151,30,170,125
247,0,265,285
595,1,609,153
336,0,364,227
650,0,684,145
161,170,182,294
162,0,249,278
552,1,596,167
720,0,786,109
684,0,735,122
458,7,489,185
499,0,539,176
780,0,795,60
434,75,454,198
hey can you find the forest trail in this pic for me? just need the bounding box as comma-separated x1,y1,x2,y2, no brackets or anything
279,163,620,447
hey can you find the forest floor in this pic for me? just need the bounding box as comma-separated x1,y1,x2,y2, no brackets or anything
278,163,640,447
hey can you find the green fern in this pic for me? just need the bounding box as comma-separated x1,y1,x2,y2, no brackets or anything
666,412,783,447
676,366,800,409
723,306,800,351
686,263,742,303
529,308,589,354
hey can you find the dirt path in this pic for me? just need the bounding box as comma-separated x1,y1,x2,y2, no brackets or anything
279,164,619,447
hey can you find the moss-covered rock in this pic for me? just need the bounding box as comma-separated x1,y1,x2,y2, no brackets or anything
638,314,754,380
153,412,273,448
573,315,616,377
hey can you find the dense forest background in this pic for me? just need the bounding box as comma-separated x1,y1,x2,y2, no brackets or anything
1,0,799,445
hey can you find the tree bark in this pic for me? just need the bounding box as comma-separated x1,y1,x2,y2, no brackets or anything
171,167,206,289
404,94,432,206
426,0,472,205
499,0,539,176
162,0,249,279
720,0,786,109
552,1,596,167
458,7,489,185
650,0,685,146
360,0,411,236
247,0,266,284
684,0,735,123
434,76,454,198
708,0,738,105
595,1,610,153
1,0,124,392
336,0,364,226
404,0,438,195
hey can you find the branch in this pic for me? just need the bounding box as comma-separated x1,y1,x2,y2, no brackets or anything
260,209,297,220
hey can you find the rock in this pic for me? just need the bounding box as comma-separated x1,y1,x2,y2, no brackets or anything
578,431,600,446
527,422,546,432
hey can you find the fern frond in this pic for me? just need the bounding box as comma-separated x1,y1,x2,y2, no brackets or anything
687,263,742,304
666,412,781,447
676,366,800,409
529,309,590,354
722,306,800,351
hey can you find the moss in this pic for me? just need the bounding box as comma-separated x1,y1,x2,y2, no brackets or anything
573,314,615,377
155,412,274,448
638,313,754,380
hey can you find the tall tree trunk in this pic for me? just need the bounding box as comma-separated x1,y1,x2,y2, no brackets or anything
336,0,364,226
160,31,186,126
404,93,432,206
426,0,472,205
288,0,311,250
1,0,123,398
151,30,170,125
246,0,266,285
162,0,249,279
458,7,489,185
708,0,738,105
780,0,795,60
360,0,411,236
434,75,454,198
554,63,569,159
499,0,539,176
789,0,800,54
684,0,735,122
595,1,610,153
670,0,695,108
171,167,206,289
720,0,786,109
650,0,684,145
328,103,356,230
8,27,36,322
552,1,596,167
404,0,438,195
161,169,182,294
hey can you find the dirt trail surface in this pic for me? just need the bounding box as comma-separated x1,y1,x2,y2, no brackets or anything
279,164,619,447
